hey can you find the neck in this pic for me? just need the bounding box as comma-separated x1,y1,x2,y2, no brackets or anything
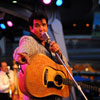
41,41,45,46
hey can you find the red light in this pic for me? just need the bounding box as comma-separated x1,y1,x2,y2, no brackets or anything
7,21,13,27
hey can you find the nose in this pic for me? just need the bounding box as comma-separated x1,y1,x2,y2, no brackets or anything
39,26,43,32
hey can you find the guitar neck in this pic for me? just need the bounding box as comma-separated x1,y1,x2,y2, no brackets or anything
13,63,19,95
63,78,100,92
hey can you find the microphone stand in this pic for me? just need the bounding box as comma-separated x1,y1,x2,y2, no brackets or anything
56,53,88,100
42,32,88,100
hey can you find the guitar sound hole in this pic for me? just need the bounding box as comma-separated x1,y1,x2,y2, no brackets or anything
47,81,62,89
54,75,62,85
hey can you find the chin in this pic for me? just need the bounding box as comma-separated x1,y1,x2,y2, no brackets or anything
40,38,43,41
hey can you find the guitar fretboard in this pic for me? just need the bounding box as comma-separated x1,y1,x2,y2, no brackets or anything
63,78,100,92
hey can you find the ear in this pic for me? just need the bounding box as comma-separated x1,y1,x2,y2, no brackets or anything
29,26,33,33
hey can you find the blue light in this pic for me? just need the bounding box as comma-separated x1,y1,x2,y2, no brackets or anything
0,23,6,29
56,0,63,6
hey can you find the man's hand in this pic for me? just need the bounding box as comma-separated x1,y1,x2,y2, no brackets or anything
17,53,30,65
49,41,62,56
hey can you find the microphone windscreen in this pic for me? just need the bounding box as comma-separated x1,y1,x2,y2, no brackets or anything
41,32,50,42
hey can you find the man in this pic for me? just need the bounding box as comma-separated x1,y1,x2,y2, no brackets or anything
0,61,14,100
13,11,71,100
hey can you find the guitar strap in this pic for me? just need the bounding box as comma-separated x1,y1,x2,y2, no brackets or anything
45,41,53,59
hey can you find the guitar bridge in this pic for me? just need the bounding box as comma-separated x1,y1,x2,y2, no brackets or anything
47,81,62,89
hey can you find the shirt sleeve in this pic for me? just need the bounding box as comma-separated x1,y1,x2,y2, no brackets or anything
0,84,9,92
13,36,39,61
0,73,10,92
13,36,49,62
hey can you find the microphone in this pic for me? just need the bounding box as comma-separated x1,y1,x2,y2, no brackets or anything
41,32,51,44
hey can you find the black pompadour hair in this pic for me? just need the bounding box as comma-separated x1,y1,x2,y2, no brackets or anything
29,11,48,27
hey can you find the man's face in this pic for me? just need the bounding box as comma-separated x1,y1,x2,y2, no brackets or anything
0,62,8,72
30,18,48,40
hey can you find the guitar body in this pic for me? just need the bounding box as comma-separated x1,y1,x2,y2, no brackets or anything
25,54,72,98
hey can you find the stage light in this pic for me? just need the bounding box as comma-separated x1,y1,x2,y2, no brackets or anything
56,0,63,6
12,0,18,3
73,24,77,27
42,0,52,5
7,21,13,27
0,23,6,29
86,23,90,27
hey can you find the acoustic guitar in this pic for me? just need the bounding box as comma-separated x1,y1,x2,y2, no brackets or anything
25,54,72,98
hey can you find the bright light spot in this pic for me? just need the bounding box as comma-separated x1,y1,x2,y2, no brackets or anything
12,0,17,3
73,24,77,27
0,23,6,29
56,0,63,6
42,0,52,5
8,66,10,70
7,21,13,27
86,23,90,27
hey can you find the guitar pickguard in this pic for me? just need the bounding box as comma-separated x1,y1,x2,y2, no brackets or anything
43,66,66,89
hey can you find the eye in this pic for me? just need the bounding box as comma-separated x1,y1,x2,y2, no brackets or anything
35,23,40,27
42,23,47,26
